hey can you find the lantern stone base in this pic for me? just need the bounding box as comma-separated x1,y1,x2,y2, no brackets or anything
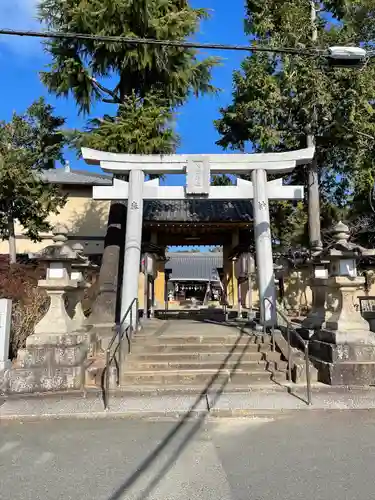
301,278,328,331
2,333,89,394
309,338,375,386
3,366,86,394
306,273,375,386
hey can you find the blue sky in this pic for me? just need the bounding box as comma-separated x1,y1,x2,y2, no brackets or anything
0,0,248,187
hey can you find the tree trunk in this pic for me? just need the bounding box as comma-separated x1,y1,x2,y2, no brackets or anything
307,1,322,253
8,215,16,264
308,156,322,252
89,200,127,326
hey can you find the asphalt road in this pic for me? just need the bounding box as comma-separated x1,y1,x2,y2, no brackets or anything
1,411,375,500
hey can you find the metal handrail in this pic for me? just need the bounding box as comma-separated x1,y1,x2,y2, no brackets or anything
263,297,312,405
103,297,139,410
262,306,276,352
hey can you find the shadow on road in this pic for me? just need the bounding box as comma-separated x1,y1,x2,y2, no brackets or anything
107,323,258,500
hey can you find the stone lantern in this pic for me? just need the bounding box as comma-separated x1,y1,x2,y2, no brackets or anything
27,225,87,345
310,221,375,385
4,226,92,394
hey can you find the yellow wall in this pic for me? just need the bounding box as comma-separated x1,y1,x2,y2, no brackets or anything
154,261,165,308
138,271,145,310
0,187,110,255
223,245,239,307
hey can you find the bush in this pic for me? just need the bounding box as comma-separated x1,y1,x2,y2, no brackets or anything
0,257,48,359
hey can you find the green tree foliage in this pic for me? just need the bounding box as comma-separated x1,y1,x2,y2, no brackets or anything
211,174,234,186
73,91,178,155
0,98,67,263
38,0,219,154
216,0,375,249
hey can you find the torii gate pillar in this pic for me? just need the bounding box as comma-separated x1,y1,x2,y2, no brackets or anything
122,169,144,326
82,147,315,327
252,168,275,323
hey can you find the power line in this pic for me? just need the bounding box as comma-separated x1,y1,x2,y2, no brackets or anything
0,28,325,56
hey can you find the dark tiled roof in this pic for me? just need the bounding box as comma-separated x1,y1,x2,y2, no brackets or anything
166,252,223,281
143,200,253,222
41,169,112,186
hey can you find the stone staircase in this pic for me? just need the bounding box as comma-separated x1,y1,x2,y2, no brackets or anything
113,319,289,394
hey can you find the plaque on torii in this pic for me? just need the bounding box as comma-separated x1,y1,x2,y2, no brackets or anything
82,147,315,326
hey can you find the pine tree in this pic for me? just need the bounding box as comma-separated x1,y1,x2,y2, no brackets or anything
38,0,219,323
0,98,66,263
211,174,233,186
216,1,375,249
73,91,179,154
38,0,218,115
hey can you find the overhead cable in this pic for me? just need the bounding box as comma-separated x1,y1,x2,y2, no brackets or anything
0,28,326,56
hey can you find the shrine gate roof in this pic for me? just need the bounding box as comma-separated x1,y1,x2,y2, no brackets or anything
143,199,253,223
166,252,223,281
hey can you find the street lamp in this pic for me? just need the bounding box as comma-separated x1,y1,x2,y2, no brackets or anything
327,46,368,68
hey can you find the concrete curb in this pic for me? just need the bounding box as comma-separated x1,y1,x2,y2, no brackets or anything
0,407,350,422
3,385,375,422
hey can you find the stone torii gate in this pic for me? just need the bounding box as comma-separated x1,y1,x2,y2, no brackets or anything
82,147,315,326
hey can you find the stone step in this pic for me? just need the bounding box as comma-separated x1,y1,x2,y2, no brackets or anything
129,351,267,362
125,359,287,372
120,368,282,386
130,342,271,354
106,379,290,397
87,352,285,388
132,335,270,345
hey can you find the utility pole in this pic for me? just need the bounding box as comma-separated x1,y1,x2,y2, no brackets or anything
308,0,322,254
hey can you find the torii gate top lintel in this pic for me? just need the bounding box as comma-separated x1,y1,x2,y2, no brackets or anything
81,147,315,175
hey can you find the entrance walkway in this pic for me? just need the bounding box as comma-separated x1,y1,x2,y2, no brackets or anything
119,318,288,393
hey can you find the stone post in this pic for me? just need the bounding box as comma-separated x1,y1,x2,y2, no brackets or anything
67,244,89,331
69,267,88,331
237,276,242,319
88,200,127,330
69,243,100,356
143,259,149,319
302,265,328,331
0,299,12,371
252,168,276,324
121,169,144,329
222,244,231,308
150,280,155,318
